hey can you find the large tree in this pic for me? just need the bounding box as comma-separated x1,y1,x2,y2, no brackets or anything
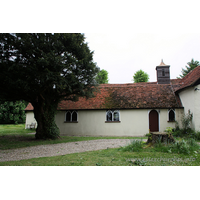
0,33,99,139
178,58,200,78
96,69,109,84
133,69,149,83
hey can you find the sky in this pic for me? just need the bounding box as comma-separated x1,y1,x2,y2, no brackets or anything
84,33,200,83
2,1,200,85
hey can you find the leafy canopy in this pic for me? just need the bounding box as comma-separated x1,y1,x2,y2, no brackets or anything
133,69,149,83
96,69,109,84
0,33,99,103
178,58,199,78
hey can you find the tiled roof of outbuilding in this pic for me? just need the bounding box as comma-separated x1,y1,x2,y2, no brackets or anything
24,103,34,111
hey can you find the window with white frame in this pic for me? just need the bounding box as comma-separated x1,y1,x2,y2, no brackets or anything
106,110,120,122
168,109,175,122
65,110,78,122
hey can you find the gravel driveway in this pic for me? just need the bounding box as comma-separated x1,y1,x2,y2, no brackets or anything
0,139,134,162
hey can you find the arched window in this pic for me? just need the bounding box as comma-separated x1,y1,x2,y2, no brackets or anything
72,111,78,122
106,110,112,121
66,111,71,122
168,109,175,122
65,111,78,122
113,110,119,121
106,110,120,122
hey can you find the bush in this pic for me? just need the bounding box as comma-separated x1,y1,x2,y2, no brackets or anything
172,111,200,140
167,138,199,155
194,131,200,140
152,137,199,155
181,110,193,131
0,101,27,124
120,140,143,152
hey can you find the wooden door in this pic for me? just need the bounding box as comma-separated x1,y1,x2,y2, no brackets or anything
149,110,159,132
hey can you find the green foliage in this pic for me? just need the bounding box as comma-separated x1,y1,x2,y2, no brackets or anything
0,101,26,124
174,129,200,141
96,69,109,84
151,138,199,155
133,159,147,166
120,139,144,152
170,139,199,155
173,110,194,137
181,110,193,131
133,69,149,83
178,58,200,78
165,127,174,134
0,33,99,139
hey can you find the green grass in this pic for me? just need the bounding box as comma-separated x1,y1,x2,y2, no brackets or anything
1,124,199,166
0,124,146,150
0,124,35,135
0,147,199,166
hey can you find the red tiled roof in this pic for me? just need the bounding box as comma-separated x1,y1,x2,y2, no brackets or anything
174,65,200,92
25,66,200,111
24,103,34,111
58,83,182,110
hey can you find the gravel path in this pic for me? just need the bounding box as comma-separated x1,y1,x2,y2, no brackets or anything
0,139,135,162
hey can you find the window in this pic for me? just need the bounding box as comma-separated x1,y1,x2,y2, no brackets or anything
65,111,78,122
162,69,165,76
168,109,175,122
106,110,120,122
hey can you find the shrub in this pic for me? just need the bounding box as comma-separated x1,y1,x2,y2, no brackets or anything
172,111,197,138
194,131,200,140
168,138,199,155
0,101,27,124
181,110,193,133
165,127,174,134
120,140,143,152
152,138,199,155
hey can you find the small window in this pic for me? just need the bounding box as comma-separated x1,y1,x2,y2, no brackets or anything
66,111,71,122
162,69,165,76
72,111,77,121
113,110,119,121
65,111,78,122
106,110,112,121
106,110,120,122
168,109,175,122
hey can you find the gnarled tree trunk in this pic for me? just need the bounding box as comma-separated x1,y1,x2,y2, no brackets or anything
32,98,60,140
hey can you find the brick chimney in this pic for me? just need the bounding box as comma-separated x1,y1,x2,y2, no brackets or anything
156,59,170,84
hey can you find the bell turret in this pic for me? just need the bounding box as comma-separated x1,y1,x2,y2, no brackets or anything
156,59,170,84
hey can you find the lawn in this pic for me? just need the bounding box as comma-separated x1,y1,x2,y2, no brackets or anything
0,124,200,166
0,124,145,150
0,124,35,135
1,145,199,166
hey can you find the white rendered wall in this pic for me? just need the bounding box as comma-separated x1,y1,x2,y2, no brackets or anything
55,109,183,137
25,111,37,129
179,84,200,131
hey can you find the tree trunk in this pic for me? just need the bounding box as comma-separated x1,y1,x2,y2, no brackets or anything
32,98,60,140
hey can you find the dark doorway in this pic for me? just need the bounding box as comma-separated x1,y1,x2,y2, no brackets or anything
149,110,159,132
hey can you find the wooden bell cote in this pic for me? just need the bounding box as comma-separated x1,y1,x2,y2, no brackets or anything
156,59,170,84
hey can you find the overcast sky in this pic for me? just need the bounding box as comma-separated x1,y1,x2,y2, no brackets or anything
2,0,200,84
84,33,200,83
